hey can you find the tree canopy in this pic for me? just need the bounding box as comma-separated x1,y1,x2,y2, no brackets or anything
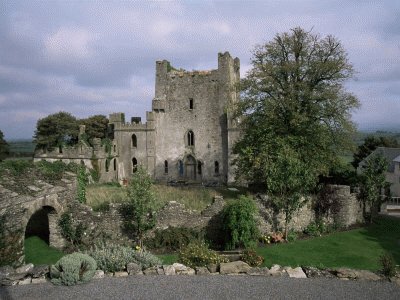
233,27,359,233
0,130,9,161
81,115,109,141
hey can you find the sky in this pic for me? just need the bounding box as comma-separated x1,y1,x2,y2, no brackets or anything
1,1,400,140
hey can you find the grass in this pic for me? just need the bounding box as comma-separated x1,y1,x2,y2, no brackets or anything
158,253,179,265
257,216,400,271
86,183,246,212
24,236,65,265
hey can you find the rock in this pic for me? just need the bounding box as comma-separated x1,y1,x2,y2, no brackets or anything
15,263,34,275
143,267,158,275
93,270,105,279
163,265,176,276
195,267,210,275
354,270,381,281
114,271,129,277
30,265,49,278
247,267,270,276
285,267,307,279
390,277,400,287
19,277,32,285
335,268,358,280
31,277,47,284
127,263,142,275
302,266,335,278
0,266,14,279
156,267,165,275
268,264,287,277
207,264,218,273
220,261,251,275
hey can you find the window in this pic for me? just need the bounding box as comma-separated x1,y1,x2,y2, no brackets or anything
164,160,168,174
58,146,62,154
132,157,137,173
106,159,110,172
132,134,137,148
113,145,116,152
214,161,219,175
178,160,184,176
197,161,202,175
187,130,194,146
113,159,117,171
189,98,194,110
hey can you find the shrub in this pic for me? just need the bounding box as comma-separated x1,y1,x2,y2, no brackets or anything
86,242,161,273
379,252,397,278
286,229,298,243
241,249,264,267
58,213,86,250
50,253,96,286
221,195,259,250
145,227,204,251
178,241,228,268
0,159,33,176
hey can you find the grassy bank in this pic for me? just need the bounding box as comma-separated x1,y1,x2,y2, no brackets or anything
24,236,65,265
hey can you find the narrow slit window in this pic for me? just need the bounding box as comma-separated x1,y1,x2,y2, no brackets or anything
189,98,194,110
214,161,219,175
106,159,110,172
197,161,202,175
178,160,184,176
164,160,168,174
113,159,117,171
132,134,137,148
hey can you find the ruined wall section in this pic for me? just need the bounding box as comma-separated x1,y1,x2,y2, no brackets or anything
152,52,239,184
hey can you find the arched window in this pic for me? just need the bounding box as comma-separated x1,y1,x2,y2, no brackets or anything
80,160,85,166
132,134,137,148
197,161,202,175
187,130,194,146
164,160,168,174
132,157,137,173
113,158,117,171
214,161,219,175
178,160,184,176
105,159,110,172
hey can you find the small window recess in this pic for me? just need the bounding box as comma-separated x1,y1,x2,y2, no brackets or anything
189,98,194,110
214,161,219,175
164,160,168,174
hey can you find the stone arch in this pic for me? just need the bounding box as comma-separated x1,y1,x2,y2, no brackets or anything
23,196,65,250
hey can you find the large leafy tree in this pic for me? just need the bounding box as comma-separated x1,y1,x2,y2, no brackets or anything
81,115,109,141
352,136,399,169
0,130,9,161
34,112,79,150
234,28,359,233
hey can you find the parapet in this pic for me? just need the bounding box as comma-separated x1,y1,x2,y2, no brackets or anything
109,113,125,124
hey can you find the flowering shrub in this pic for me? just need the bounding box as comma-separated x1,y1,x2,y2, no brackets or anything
178,241,228,268
260,232,284,244
241,249,264,267
85,242,161,273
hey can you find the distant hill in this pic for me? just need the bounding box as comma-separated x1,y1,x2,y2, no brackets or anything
7,140,36,158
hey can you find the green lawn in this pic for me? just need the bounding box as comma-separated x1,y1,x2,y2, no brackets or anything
257,216,400,271
24,236,65,265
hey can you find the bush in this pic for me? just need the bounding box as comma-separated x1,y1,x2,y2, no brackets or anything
178,241,228,268
241,249,264,267
221,196,260,250
50,253,97,286
145,227,204,251
58,213,86,250
0,159,33,176
86,242,161,273
379,252,397,277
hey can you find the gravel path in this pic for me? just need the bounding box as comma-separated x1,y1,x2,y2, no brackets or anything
1,276,400,300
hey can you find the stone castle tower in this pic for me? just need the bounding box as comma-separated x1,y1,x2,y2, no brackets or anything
34,52,241,185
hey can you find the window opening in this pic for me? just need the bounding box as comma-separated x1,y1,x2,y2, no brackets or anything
178,160,184,176
132,134,137,148
214,161,219,174
113,159,117,171
106,159,110,172
187,130,194,146
132,157,137,173
197,161,202,175
189,98,194,110
164,160,168,174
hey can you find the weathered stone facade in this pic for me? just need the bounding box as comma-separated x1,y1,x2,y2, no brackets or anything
35,52,241,185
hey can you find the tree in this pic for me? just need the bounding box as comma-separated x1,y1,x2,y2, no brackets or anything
352,136,399,169
81,115,109,142
124,166,156,246
359,154,389,223
34,112,79,150
234,27,359,233
0,130,9,161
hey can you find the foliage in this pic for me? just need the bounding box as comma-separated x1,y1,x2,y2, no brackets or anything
24,236,64,265
50,252,97,286
178,241,228,268
86,242,161,272
379,252,397,278
241,249,264,267
260,232,284,244
145,227,204,251
359,154,389,223
34,111,79,150
35,160,68,181
58,213,86,249
101,138,113,157
234,27,359,237
90,157,100,183
77,166,88,203
221,196,259,250
0,214,23,266
353,136,399,169
0,129,9,161
81,115,109,142
0,159,33,176
304,221,325,237
123,166,156,245
286,229,298,243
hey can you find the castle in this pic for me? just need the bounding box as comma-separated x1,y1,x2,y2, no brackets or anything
34,52,241,185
